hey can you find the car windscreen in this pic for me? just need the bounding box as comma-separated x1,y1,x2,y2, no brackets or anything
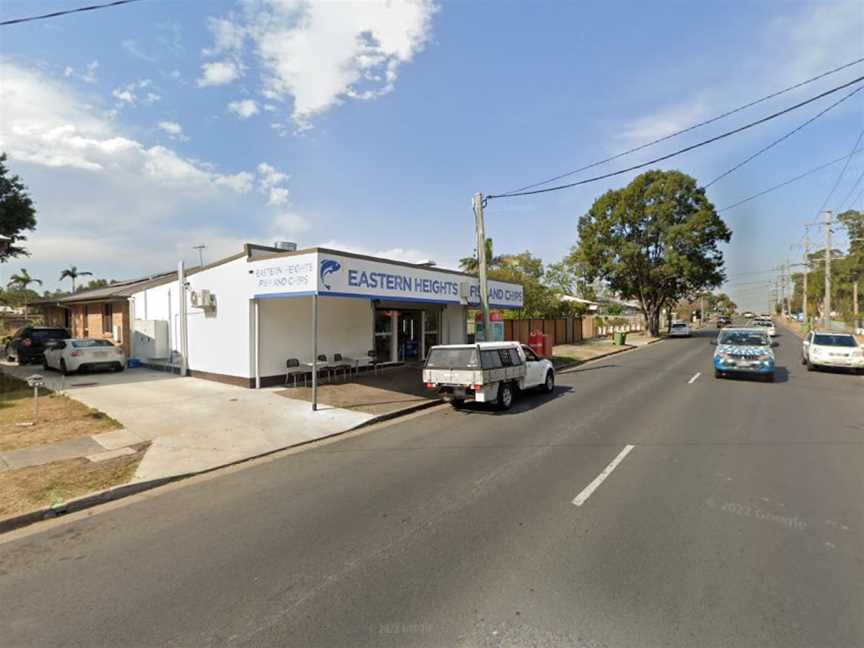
812,334,857,347
672,323,687,328
425,348,479,368
31,329,68,341
71,339,115,348
719,332,768,346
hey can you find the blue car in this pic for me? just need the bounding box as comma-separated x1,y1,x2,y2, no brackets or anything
713,328,776,382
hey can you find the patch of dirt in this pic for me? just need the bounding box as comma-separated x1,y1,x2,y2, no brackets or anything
0,442,149,520
0,373,121,452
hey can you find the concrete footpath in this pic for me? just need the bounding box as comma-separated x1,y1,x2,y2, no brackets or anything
0,365,374,482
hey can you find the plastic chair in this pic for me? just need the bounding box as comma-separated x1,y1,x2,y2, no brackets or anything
284,358,308,387
331,353,352,382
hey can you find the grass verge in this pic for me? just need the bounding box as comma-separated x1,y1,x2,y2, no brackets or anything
0,372,121,452
0,442,149,520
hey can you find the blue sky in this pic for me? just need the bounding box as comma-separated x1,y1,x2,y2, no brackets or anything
1,0,863,311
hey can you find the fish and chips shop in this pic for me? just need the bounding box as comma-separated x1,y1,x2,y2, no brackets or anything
126,244,523,389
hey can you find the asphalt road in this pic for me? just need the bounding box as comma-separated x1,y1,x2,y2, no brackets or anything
1,323,862,648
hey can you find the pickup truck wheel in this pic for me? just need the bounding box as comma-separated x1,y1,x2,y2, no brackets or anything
542,371,555,393
497,382,514,410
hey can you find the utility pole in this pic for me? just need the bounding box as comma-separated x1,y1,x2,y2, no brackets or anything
700,294,705,328
823,210,832,328
780,260,788,316
193,244,206,268
802,229,809,327
473,192,491,340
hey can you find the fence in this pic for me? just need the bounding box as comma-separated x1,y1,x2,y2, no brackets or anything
501,315,644,347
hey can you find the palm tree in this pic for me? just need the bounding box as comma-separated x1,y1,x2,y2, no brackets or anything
7,268,42,317
459,238,506,273
59,266,93,292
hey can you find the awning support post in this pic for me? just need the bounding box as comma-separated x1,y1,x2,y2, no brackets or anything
312,293,319,411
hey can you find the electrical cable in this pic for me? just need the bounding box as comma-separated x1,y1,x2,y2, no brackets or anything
0,0,149,27
817,125,864,214
716,148,864,212
834,164,864,212
500,57,864,195
488,74,864,200
704,85,863,188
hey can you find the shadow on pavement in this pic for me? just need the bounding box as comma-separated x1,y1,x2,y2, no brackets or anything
451,384,574,416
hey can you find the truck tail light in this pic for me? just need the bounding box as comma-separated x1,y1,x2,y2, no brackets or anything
473,384,482,391
22,338,32,347
70,351,82,357
425,383,434,389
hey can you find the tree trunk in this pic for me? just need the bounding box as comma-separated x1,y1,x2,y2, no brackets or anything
645,305,662,337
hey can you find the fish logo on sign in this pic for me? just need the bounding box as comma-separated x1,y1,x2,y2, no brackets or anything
319,259,342,290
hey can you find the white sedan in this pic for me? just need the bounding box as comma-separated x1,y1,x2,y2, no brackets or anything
43,338,127,375
752,319,777,337
802,331,864,374
669,321,691,337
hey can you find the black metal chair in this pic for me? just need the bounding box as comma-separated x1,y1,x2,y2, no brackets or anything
331,353,353,382
284,358,308,387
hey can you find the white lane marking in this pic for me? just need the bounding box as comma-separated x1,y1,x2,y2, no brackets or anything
688,372,701,384
572,444,635,507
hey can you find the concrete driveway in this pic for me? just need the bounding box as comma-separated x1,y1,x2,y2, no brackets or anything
1,362,373,481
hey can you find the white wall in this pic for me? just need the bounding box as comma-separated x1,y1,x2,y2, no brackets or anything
257,296,373,378
130,257,255,379
443,304,467,344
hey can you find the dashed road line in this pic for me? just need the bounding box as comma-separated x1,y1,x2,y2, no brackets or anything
688,372,701,384
572,444,635,507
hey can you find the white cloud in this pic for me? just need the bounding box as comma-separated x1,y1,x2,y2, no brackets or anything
197,61,240,87
201,0,436,127
256,162,289,187
144,92,161,104
0,61,293,289
267,186,290,206
205,16,245,54
271,212,310,237
112,88,136,104
227,98,259,118
157,120,189,141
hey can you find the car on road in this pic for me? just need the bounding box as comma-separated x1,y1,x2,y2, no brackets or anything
42,338,126,375
669,321,691,337
716,315,732,328
3,326,70,365
423,341,554,410
713,327,776,382
742,311,754,319
801,331,864,374
751,318,777,337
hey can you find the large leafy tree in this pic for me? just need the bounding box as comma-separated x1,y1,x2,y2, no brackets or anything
570,170,731,336
0,154,37,262
59,265,94,292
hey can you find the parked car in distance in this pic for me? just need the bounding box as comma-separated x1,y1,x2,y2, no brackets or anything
4,326,70,365
43,338,126,375
716,316,732,328
669,321,691,337
713,328,776,382
423,341,554,410
801,331,864,374
742,311,754,319
751,318,777,337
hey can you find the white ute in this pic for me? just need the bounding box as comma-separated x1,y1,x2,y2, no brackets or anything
423,341,555,410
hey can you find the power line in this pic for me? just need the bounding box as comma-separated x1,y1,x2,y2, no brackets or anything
835,164,864,212
489,74,864,200
716,148,864,212
818,125,864,214
704,85,863,188
0,0,149,27
500,57,864,195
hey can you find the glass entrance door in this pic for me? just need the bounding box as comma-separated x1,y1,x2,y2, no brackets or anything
374,310,394,363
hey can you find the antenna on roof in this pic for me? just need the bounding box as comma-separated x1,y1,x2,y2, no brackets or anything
193,244,207,268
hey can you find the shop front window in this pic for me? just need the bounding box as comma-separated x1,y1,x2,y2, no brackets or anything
423,309,439,357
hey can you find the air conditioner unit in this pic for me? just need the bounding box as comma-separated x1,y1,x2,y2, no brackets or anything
190,289,216,309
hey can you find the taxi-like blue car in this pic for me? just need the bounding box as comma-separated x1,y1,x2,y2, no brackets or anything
713,328,776,382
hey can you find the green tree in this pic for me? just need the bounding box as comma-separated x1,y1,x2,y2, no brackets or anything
59,265,94,292
570,170,731,336
489,251,557,318
0,154,37,262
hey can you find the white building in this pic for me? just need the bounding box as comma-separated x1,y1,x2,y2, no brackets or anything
127,243,523,387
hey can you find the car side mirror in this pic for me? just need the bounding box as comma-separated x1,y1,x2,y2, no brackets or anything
802,340,810,346
772,341,779,348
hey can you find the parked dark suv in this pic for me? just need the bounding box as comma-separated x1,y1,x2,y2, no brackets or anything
4,326,70,365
